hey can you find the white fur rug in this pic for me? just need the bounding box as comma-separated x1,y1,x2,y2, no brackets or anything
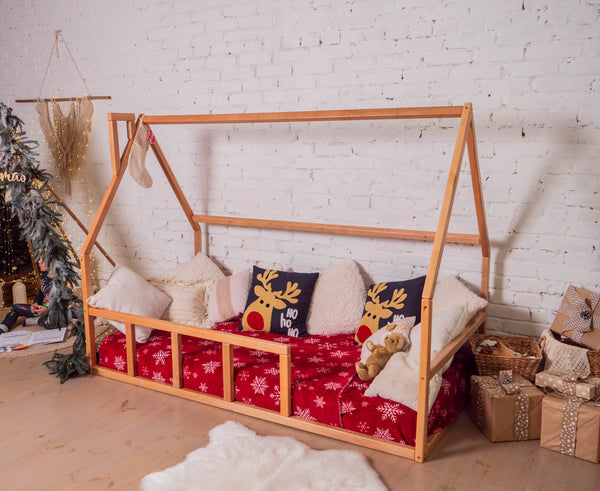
141,421,388,491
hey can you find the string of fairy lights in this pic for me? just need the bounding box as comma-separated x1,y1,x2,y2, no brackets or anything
0,105,106,304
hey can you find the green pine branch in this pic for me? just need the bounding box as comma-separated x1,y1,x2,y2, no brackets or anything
1,102,88,383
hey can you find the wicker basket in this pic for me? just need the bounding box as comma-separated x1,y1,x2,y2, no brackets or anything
545,330,600,377
469,334,543,382
588,350,600,377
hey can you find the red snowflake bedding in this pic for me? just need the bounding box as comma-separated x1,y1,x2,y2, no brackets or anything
98,320,472,445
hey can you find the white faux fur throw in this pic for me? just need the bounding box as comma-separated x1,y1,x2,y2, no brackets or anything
141,421,388,491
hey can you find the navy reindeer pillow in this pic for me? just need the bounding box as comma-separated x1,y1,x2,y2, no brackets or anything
355,275,426,345
240,266,319,337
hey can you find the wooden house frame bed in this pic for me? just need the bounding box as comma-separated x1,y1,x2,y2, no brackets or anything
81,103,490,463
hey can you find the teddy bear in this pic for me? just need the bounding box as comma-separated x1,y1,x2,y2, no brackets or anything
355,331,406,382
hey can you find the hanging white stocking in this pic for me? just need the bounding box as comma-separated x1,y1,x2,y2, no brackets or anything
128,123,155,188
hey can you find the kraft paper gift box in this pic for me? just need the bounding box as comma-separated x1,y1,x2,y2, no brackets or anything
540,393,600,463
551,285,600,351
535,369,600,401
469,372,544,442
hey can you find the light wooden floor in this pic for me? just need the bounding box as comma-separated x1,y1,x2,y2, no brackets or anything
1,351,598,491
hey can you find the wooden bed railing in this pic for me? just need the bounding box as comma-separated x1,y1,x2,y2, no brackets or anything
81,104,490,462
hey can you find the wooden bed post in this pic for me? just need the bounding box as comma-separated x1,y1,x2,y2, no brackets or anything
146,126,203,254
81,112,136,365
414,103,473,462
466,115,491,333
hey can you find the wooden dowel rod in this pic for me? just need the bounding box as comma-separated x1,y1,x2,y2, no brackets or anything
143,106,465,125
15,96,112,103
193,214,480,245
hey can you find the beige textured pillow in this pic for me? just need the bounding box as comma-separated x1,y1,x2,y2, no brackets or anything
306,260,367,335
151,281,211,328
152,253,225,284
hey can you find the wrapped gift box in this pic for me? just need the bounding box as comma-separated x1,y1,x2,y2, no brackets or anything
551,285,600,351
469,372,544,442
540,393,600,463
535,369,600,401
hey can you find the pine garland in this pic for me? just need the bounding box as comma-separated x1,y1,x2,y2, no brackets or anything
0,102,88,382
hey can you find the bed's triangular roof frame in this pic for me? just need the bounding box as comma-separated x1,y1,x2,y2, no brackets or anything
81,104,489,462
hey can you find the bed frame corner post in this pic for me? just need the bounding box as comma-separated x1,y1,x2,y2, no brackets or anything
81,253,96,369
465,107,491,332
414,297,433,462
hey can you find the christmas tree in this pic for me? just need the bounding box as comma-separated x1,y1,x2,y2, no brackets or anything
0,102,88,382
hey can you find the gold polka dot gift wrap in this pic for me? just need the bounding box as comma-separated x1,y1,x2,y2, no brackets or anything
469,373,544,442
540,393,600,463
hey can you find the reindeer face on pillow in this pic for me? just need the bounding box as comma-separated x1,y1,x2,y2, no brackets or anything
240,266,319,337
354,276,426,345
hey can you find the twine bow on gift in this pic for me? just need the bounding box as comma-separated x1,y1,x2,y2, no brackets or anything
559,287,600,343
475,371,531,441
547,369,587,397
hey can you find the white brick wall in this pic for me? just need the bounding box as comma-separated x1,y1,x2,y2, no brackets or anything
1,0,598,338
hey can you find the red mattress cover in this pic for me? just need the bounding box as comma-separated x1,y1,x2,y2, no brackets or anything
98,320,473,445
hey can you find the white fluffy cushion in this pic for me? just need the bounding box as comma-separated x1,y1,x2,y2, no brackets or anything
150,281,211,328
434,276,487,319
207,269,252,323
87,264,172,343
408,305,470,367
359,317,415,365
306,260,366,335
152,253,225,284
364,351,442,412
364,305,468,411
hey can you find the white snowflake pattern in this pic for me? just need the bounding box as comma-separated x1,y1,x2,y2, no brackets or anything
374,428,394,440
357,421,370,432
113,355,126,371
141,367,150,376
152,372,166,383
183,366,191,379
264,367,280,375
270,385,281,406
377,402,404,422
314,396,326,408
197,382,208,392
330,349,348,359
361,400,370,408
304,337,320,344
238,371,250,381
295,407,317,421
308,356,324,364
324,381,342,391
152,349,170,366
203,360,221,374
341,401,356,413
251,376,269,395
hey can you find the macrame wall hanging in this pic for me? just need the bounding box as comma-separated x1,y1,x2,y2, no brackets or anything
16,30,110,195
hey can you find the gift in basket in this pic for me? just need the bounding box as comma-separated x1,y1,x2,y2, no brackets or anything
469,334,543,382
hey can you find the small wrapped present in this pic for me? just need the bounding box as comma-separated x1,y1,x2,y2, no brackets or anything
469,371,544,442
551,285,600,351
540,393,600,463
535,369,600,401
